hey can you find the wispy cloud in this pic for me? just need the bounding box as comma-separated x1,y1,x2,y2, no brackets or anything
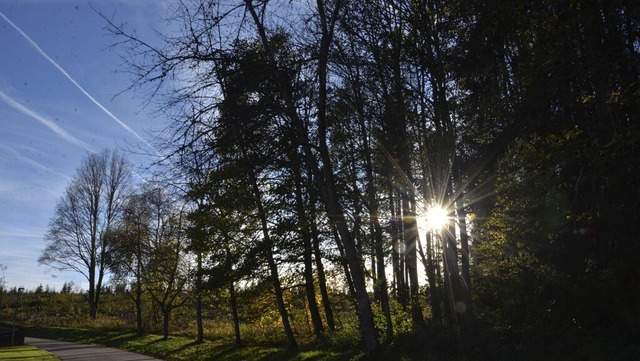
0,230,47,239
0,142,71,180
0,90,92,150
0,10,157,154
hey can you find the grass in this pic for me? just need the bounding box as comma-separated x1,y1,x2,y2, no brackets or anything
0,344,60,360
21,325,361,361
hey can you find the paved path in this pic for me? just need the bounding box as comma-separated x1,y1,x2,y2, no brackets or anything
25,337,164,361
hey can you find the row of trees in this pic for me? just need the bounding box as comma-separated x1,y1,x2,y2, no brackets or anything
39,149,190,339
40,0,639,356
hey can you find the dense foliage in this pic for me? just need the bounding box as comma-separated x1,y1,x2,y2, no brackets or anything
2,0,638,359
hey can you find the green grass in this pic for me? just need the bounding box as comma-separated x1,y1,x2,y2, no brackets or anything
21,325,361,361
0,345,60,360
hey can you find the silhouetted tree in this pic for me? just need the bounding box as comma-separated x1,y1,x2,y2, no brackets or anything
40,149,131,319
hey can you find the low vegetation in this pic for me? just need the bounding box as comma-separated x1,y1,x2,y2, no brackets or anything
2,287,638,360
0,344,59,361
22,324,357,361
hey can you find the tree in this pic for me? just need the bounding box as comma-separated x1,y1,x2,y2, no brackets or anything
100,0,640,355
142,187,191,340
0,263,6,293
465,0,640,343
40,149,131,319
187,163,261,347
108,185,156,336
215,37,299,349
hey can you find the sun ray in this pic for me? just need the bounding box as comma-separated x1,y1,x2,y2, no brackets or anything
426,205,449,230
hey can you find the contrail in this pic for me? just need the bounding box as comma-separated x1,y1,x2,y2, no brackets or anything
0,10,158,154
0,90,92,151
0,142,71,180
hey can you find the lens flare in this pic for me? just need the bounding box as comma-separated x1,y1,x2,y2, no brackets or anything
426,206,449,230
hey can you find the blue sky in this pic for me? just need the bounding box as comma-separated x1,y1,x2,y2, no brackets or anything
0,1,168,291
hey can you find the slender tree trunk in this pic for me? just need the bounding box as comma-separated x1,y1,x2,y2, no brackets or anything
371,241,378,302
453,170,472,318
295,171,325,338
390,189,406,307
443,202,462,325
290,145,325,338
426,231,442,323
135,276,143,336
310,203,336,331
229,281,242,346
331,225,356,298
403,195,424,326
195,252,204,343
248,166,297,350
352,71,394,340
329,205,378,352
442,232,453,323
195,295,203,343
304,235,325,338
265,247,297,350
373,218,394,341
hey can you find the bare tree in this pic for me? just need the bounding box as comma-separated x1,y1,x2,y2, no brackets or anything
39,149,131,319
0,263,6,293
143,186,191,340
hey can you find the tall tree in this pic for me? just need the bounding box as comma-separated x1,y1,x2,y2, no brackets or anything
108,187,154,336
187,167,254,347
40,149,131,319
216,36,299,349
143,187,191,340
104,0,380,351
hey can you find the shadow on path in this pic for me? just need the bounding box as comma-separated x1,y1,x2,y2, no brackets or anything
26,337,164,361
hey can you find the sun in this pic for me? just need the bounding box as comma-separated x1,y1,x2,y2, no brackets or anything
425,205,449,230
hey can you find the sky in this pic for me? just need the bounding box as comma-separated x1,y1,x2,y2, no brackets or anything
0,0,170,292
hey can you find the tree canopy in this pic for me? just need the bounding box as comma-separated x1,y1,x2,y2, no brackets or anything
43,0,640,357
40,148,132,319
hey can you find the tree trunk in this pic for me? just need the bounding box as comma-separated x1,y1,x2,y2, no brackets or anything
426,231,442,323
135,277,144,336
88,262,97,320
331,207,379,352
373,218,394,341
195,295,203,343
310,204,336,331
331,225,356,298
195,252,204,343
303,234,325,338
292,148,325,338
390,189,406,306
403,195,424,326
244,0,377,351
443,210,462,325
353,71,394,340
455,192,472,318
248,167,297,350
265,247,297,350
229,281,242,346
162,306,170,340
